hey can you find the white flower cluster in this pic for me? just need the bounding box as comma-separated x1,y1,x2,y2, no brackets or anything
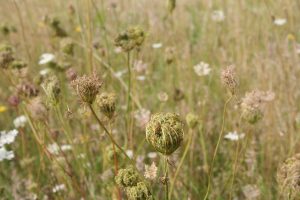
0,129,19,161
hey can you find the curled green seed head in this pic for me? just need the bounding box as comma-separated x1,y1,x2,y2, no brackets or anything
146,113,184,155
115,27,145,52
115,166,141,188
126,182,154,200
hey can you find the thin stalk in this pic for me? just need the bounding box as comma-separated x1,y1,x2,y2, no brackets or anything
204,95,233,200
109,122,122,200
164,156,169,200
88,104,131,161
126,51,133,149
169,129,194,198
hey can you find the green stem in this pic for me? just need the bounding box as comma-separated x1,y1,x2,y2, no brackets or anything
88,104,131,161
204,95,233,199
164,156,169,200
169,129,193,198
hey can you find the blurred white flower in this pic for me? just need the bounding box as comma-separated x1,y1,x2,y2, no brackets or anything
274,18,287,26
144,162,158,180
134,109,151,128
193,62,211,76
0,146,14,161
114,69,127,78
0,129,19,146
136,76,146,81
224,131,245,141
61,144,72,151
13,115,27,128
47,143,72,155
211,10,225,22
39,53,55,65
152,43,162,49
39,68,50,76
147,152,158,159
126,149,134,158
52,184,66,193
157,92,168,102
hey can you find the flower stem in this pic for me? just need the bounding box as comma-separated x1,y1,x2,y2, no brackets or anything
88,104,131,161
204,95,233,199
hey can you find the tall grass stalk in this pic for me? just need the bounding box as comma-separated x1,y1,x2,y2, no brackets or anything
204,95,233,199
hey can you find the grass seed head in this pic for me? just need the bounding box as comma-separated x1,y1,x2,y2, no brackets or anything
221,65,238,95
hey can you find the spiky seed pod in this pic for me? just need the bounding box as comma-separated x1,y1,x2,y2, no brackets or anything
114,27,145,52
41,75,61,105
26,97,48,120
115,166,141,188
146,113,184,155
186,113,199,129
0,45,14,69
125,182,154,200
71,74,102,104
277,154,300,199
60,38,75,55
96,92,116,119
221,65,238,95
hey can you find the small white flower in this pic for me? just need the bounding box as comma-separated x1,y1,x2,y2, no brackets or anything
52,184,66,193
39,53,55,65
39,68,50,76
114,69,127,78
136,76,146,81
47,143,72,155
126,150,134,158
274,18,287,26
13,115,27,128
0,129,19,146
147,152,158,159
193,62,211,76
61,144,72,151
144,162,158,180
211,10,225,22
0,146,14,161
224,131,245,141
152,43,162,49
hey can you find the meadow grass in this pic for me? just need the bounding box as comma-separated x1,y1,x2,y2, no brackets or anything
0,0,300,199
